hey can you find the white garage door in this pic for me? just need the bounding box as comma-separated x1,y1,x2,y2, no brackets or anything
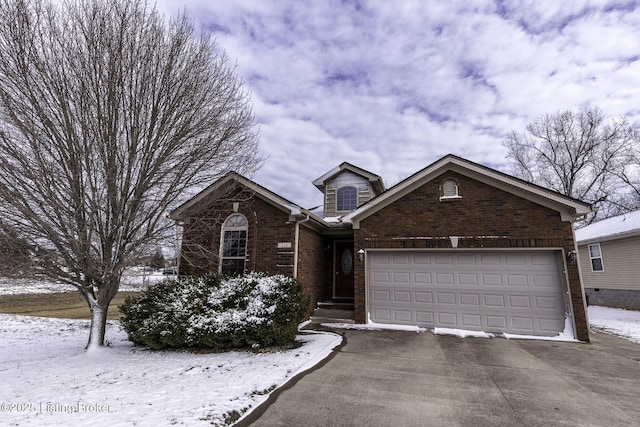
368,250,567,336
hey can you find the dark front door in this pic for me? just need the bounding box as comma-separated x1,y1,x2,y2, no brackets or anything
334,241,355,298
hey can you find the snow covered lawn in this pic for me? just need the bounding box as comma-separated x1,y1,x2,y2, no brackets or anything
588,305,640,343
0,314,341,426
0,269,165,295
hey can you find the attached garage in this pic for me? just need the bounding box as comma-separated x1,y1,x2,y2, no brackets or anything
368,250,569,336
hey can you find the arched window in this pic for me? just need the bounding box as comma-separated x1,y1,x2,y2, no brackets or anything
337,186,358,211
220,213,248,276
440,179,461,200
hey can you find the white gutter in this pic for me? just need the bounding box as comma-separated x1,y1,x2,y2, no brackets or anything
293,215,310,279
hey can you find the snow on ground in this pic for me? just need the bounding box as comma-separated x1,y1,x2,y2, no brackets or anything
588,305,640,344
0,314,342,426
327,310,640,344
0,269,167,295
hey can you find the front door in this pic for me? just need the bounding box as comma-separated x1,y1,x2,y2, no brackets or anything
334,241,355,298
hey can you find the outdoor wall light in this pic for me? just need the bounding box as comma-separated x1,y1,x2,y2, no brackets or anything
567,249,577,264
357,249,365,262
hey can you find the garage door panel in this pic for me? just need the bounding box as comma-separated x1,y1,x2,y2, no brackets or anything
481,274,503,286
436,293,456,305
371,254,390,264
415,292,433,303
506,274,528,286
393,291,411,303
533,275,556,287
435,254,453,264
437,312,457,325
486,315,508,329
373,271,390,283
509,295,532,308
480,254,500,265
484,294,505,307
369,250,567,336
416,311,434,323
531,255,553,265
511,317,534,331
372,290,390,302
505,254,526,265
458,254,476,264
393,272,411,283
535,296,560,309
459,293,480,306
539,318,564,332
435,273,455,285
392,255,410,265
414,272,432,283
373,308,391,321
461,314,482,328
394,310,412,322
458,273,478,285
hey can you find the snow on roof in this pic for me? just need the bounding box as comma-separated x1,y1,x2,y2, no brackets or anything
323,216,342,224
575,210,640,243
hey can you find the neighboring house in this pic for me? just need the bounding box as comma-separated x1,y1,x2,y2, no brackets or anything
575,210,640,310
170,154,592,341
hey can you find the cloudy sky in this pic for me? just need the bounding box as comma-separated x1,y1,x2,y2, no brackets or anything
158,0,640,210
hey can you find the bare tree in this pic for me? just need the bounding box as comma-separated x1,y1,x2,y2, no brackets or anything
502,106,637,222
0,0,260,348
612,139,640,213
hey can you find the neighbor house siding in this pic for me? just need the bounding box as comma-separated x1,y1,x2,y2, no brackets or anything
352,171,588,341
578,236,640,291
578,236,640,310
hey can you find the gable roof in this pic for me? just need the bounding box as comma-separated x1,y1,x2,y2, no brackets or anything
170,172,330,230
575,210,640,244
342,154,592,229
312,162,385,194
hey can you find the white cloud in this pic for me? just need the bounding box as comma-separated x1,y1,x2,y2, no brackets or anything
157,0,640,208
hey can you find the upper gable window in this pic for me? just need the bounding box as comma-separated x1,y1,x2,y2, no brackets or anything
337,186,358,211
440,179,461,201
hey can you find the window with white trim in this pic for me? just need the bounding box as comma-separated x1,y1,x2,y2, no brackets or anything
588,243,604,272
337,186,357,211
220,213,248,276
440,179,461,200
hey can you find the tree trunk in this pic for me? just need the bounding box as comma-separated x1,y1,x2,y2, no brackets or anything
86,302,109,350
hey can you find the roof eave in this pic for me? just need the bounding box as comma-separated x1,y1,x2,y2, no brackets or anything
576,229,640,245
170,173,306,222
343,154,592,228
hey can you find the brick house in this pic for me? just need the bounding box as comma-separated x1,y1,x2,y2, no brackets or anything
170,154,592,341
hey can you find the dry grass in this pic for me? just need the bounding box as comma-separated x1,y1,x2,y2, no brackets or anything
0,291,142,320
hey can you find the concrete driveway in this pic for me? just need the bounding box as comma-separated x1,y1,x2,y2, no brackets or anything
239,329,640,427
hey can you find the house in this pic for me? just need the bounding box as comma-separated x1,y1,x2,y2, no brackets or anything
575,210,640,310
170,154,592,341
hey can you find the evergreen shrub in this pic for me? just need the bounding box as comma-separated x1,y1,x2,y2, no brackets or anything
119,272,310,350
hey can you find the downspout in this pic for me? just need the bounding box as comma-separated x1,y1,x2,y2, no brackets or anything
293,214,310,279
252,211,258,271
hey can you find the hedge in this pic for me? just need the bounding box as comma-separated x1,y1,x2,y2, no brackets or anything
119,272,310,350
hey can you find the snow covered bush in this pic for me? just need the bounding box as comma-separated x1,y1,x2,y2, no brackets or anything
119,273,310,350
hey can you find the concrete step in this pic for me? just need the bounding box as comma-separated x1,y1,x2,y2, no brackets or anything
311,306,355,324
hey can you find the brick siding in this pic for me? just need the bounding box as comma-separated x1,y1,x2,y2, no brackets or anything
353,171,589,341
177,183,327,318
296,226,327,314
